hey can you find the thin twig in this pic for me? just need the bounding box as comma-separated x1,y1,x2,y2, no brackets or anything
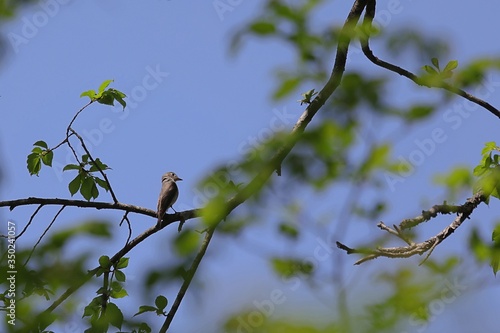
361,0,500,119
120,211,133,247
11,204,43,240
23,206,66,267
67,100,93,134
68,128,119,203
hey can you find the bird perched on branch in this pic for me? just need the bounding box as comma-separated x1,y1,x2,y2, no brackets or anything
156,171,182,227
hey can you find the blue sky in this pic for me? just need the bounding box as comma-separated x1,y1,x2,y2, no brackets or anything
1,1,500,332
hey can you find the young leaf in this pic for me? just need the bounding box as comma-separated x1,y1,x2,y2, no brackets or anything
155,295,168,311
423,65,438,75
114,270,126,282
99,255,111,268
110,287,128,299
133,306,157,317
249,21,276,35
80,89,96,99
431,57,440,69
116,257,129,269
481,142,498,156
443,60,458,72
98,79,114,94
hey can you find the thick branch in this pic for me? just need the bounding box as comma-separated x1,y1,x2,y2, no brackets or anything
0,197,199,225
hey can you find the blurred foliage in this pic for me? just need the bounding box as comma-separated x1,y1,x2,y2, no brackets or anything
2,0,500,332
473,141,500,201
469,222,500,276
223,259,463,333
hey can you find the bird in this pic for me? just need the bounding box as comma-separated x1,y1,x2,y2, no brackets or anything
156,171,182,227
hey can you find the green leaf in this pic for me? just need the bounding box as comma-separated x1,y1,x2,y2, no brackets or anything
113,92,127,110
133,305,157,317
31,147,43,154
81,176,96,201
34,140,48,149
41,150,53,167
116,257,129,269
482,141,498,156
91,181,99,199
173,229,200,256
469,228,490,261
27,152,42,176
422,65,438,75
155,295,168,311
110,288,128,299
109,88,127,110
80,89,96,99
114,270,126,282
357,143,391,177
443,59,458,72
63,164,80,171
406,105,434,121
273,77,301,100
98,79,114,94
271,257,314,278
105,302,123,329
68,174,82,196
249,21,276,35
94,177,109,192
489,224,500,275
278,223,299,239
97,91,115,106
89,158,110,172
83,297,102,318
431,57,439,69
99,255,111,268
493,224,500,244
434,167,472,189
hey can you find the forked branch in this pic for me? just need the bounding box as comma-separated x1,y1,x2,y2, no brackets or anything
337,192,486,264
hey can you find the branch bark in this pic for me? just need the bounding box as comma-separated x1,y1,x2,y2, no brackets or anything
360,0,500,119
337,192,487,264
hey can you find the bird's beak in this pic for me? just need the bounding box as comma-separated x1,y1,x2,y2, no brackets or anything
176,177,183,181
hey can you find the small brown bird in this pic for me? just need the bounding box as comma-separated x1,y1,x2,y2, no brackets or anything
156,171,182,227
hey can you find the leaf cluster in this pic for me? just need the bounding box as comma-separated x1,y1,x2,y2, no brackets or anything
473,141,500,201
63,155,111,201
80,79,127,110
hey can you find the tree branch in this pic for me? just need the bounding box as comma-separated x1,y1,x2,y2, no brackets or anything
361,0,500,119
159,227,215,333
0,197,199,225
337,192,486,264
